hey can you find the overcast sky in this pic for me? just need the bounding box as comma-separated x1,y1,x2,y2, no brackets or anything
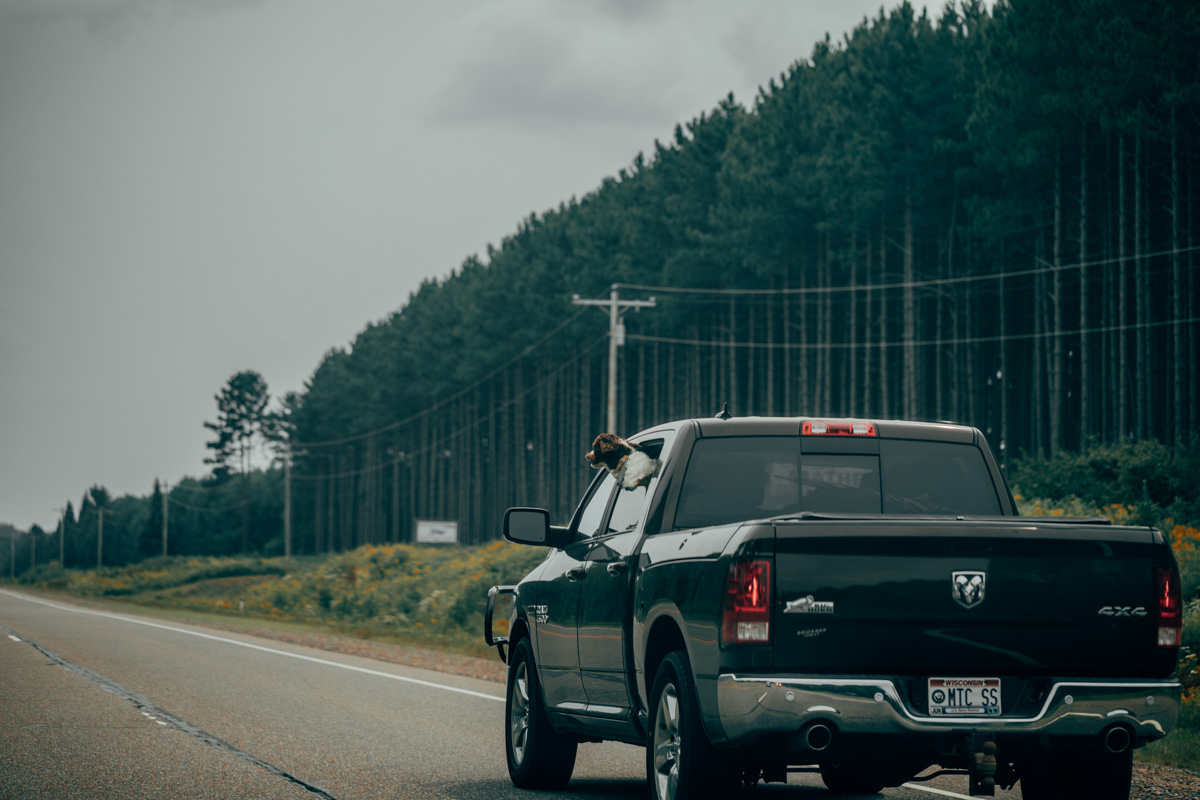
1,0,903,532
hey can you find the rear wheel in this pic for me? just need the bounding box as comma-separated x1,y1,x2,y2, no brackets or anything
505,637,577,789
1020,748,1132,800
820,764,885,795
647,651,739,800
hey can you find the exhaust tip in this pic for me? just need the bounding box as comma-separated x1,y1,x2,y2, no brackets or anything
803,722,834,752
1103,725,1132,754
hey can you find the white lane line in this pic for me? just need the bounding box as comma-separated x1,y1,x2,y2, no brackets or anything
4,621,344,800
0,589,505,703
902,786,979,796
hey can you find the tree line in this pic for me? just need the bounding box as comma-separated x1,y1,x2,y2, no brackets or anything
2,367,296,577
3,0,1198,570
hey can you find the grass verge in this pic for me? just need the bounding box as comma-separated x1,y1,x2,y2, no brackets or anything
5,543,542,659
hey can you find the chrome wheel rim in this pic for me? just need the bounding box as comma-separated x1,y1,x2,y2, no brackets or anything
652,682,681,800
509,660,531,766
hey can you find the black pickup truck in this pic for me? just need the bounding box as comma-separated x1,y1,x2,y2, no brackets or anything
484,415,1182,799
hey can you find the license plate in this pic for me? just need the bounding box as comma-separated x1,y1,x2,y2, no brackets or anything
927,678,1001,716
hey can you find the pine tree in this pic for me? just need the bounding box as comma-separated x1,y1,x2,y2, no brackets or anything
203,370,271,552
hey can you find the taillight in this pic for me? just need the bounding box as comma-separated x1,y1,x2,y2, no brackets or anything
722,560,772,645
1156,564,1182,648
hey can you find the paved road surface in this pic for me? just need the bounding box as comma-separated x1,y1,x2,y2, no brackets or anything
0,589,1019,800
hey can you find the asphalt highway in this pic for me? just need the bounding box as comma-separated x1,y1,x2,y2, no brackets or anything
0,589,1018,800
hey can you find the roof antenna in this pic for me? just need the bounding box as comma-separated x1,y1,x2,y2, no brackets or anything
714,402,732,420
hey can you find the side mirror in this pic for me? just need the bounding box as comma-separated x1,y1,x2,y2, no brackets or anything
504,507,571,548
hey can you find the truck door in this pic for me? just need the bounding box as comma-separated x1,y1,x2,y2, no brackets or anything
577,435,670,716
535,471,616,712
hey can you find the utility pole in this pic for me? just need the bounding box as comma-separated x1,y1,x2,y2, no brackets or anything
284,453,292,566
55,506,66,566
90,489,104,568
572,285,656,432
162,482,169,557
282,447,306,567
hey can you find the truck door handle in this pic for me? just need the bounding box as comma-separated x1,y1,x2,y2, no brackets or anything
567,567,588,582
606,562,628,576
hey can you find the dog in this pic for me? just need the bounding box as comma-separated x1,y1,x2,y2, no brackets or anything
586,432,659,490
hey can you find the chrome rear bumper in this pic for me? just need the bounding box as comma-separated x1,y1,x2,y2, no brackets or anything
714,674,1180,746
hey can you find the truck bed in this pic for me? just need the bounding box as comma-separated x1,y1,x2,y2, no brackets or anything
770,516,1175,678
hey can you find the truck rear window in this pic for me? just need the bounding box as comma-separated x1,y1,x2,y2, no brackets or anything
672,437,1001,529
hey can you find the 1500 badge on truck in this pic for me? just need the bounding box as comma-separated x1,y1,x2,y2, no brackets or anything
484,414,1182,799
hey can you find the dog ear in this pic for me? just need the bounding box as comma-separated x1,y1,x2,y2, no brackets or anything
586,433,609,467
586,433,644,472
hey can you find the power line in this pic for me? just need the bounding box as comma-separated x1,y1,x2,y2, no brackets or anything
626,315,1200,351
285,290,1197,476
627,255,1185,310
615,243,1200,297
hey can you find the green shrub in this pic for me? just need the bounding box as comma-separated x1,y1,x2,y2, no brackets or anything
59,557,286,597
271,589,292,611
18,561,67,587
1181,549,1200,605
1009,438,1200,525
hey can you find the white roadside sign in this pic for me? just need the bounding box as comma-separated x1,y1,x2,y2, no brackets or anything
415,520,458,544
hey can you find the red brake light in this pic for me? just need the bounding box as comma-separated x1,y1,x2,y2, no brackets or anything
722,560,772,645
1156,564,1182,648
803,421,877,436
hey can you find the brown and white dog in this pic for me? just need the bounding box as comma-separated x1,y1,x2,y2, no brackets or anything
586,433,659,490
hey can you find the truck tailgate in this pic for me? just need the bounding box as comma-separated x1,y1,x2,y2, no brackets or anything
771,518,1167,677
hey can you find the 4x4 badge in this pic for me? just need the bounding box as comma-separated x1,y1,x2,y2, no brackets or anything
952,571,986,609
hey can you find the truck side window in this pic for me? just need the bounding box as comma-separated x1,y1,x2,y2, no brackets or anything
605,438,665,535
574,473,618,539
607,484,650,534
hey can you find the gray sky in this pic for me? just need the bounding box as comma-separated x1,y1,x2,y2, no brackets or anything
1,0,899,532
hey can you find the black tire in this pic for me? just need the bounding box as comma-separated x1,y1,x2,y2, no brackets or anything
1018,755,1060,800
820,764,885,795
646,651,740,800
505,637,577,789
1020,748,1132,800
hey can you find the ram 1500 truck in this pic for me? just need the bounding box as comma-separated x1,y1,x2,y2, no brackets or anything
483,415,1182,800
